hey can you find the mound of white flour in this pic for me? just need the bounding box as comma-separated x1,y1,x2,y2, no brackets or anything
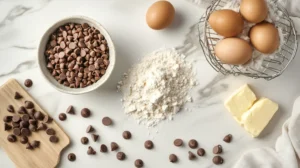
117,49,195,127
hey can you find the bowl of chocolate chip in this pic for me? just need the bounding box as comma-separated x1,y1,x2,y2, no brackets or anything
38,16,115,94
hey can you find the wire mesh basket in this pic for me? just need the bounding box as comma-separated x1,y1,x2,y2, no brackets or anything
198,0,298,80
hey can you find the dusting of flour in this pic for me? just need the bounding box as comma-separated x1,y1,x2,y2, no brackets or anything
117,48,195,128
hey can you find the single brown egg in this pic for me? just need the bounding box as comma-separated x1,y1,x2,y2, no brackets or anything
146,1,175,30
240,0,268,23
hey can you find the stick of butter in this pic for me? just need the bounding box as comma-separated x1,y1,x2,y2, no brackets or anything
241,98,278,138
224,84,257,124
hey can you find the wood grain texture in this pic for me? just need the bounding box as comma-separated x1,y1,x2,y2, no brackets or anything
0,79,70,168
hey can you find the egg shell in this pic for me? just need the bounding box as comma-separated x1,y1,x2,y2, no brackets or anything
146,1,175,30
250,22,279,54
240,0,268,23
209,9,244,37
215,38,253,65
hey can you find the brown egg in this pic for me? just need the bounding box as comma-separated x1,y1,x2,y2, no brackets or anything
250,22,279,54
215,38,253,65
146,1,175,30
209,10,244,37
240,0,268,23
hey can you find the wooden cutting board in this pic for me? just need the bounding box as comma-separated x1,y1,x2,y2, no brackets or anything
0,79,70,168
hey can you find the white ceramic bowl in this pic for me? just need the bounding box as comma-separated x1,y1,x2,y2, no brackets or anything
37,16,116,94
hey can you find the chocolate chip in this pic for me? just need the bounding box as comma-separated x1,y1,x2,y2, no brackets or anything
213,156,224,165
169,154,178,163
29,124,37,132
81,108,91,118
135,159,144,168
223,134,232,143
188,139,198,149
111,142,119,151
24,79,33,88
28,109,36,119
188,151,196,160
12,115,21,123
46,128,56,135
21,114,30,122
122,131,131,139
87,146,96,155
20,121,29,128
144,140,154,149
66,105,75,114
100,144,108,153
7,134,17,142
213,145,223,154
59,113,67,121
12,122,20,128
37,123,47,131
7,105,14,113
20,136,28,144
86,125,94,133
3,116,13,122
50,135,59,143
24,101,34,109
31,140,40,148
102,117,112,126
4,123,12,131
29,119,37,125
91,134,99,142
81,137,89,144
13,128,21,136
21,128,31,136
174,139,183,147
116,152,126,160
34,111,44,120
26,143,33,150
18,106,27,114
197,148,205,156
43,115,53,123
14,92,22,99
68,153,76,161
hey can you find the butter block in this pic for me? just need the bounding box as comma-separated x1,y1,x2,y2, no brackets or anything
224,84,257,123
241,98,278,138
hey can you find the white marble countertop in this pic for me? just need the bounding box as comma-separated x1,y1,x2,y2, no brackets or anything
0,0,300,168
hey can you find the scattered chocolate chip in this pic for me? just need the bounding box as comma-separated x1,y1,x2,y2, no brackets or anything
122,131,131,139
4,123,12,131
43,115,53,123
20,121,29,128
68,153,76,161
28,109,36,119
111,142,119,151
37,123,47,130
24,79,33,88
31,140,40,148
223,134,232,143
34,111,44,120
29,119,37,125
50,135,59,143
81,137,89,145
144,140,154,149
21,128,31,136
46,128,56,135
18,106,27,114
169,154,178,163
21,114,30,122
91,134,99,142
135,159,144,168
20,136,28,144
7,134,17,142
81,108,91,118
213,156,224,165
197,148,205,156
7,105,14,113
14,92,22,99
174,139,183,147
188,139,198,149
3,116,13,122
100,144,108,153
117,152,126,160
213,145,223,154
59,113,67,121
29,124,37,132
188,151,196,160
26,143,33,150
102,117,112,126
13,128,21,136
24,101,34,109
12,122,20,128
66,105,75,114
86,125,94,133
12,115,21,123
87,146,96,155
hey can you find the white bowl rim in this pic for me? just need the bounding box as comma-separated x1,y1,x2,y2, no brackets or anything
37,15,116,95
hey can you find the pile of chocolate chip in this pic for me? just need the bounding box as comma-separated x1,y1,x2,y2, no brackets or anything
44,22,110,88
3,80,59,150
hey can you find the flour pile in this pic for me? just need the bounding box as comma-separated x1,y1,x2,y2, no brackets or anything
117,49,195,127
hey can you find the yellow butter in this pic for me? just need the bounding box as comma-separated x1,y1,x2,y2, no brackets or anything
224,84,257,123
241,98,278,138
